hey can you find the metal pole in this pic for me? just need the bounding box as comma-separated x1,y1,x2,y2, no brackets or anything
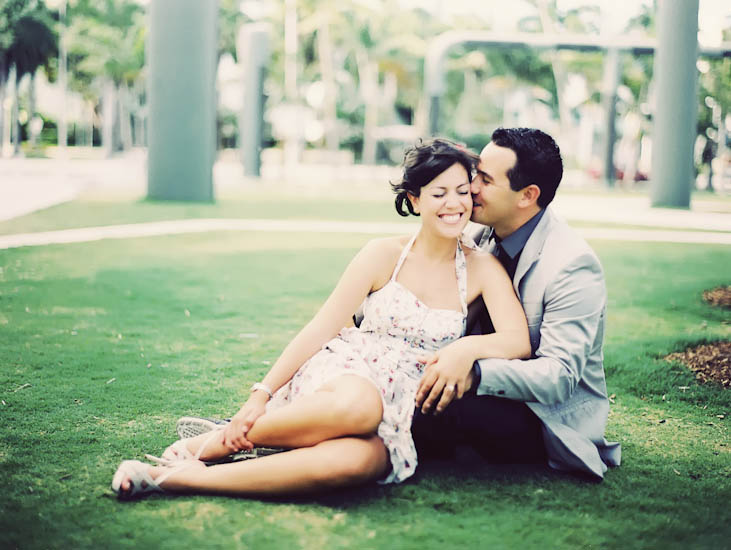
650,0,699,208
429,96,439,136
238,25,269,177
147,0,218,201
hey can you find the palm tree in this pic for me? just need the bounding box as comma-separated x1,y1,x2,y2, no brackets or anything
293,0,432,163
339,1,430,163
8,13,57,154
66,0,144,155
0,0,56,156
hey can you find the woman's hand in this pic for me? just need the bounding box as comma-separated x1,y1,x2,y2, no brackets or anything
415,340,476,415
222,393,268,452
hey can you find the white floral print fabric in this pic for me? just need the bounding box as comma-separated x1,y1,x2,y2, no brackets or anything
267,234,471,484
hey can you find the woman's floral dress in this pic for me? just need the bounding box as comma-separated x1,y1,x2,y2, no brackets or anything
267,234,469,484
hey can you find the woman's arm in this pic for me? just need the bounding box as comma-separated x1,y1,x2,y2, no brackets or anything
456,253,531,360
259,241,386,393
223,238,395,450
415,253,530,414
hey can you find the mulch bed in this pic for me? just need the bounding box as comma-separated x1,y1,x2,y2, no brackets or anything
703,285,731,309
665,341,731,388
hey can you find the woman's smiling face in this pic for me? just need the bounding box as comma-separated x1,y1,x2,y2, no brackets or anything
408,162,472,238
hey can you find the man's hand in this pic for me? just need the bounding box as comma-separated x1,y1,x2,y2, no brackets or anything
415,340,476,415
222,394,268,452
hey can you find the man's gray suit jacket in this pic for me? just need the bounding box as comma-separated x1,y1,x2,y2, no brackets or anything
472,206,621,479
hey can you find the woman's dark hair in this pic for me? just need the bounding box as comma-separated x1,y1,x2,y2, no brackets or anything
390,138,480,217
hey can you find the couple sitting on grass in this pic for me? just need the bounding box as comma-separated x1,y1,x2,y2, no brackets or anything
113,127,621,499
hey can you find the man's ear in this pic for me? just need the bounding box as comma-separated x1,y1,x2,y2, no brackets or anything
519,184,541,208
407,193,420,214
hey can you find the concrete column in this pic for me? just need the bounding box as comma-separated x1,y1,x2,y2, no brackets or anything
147,0,218,202
237,24,269,177
601,48,621,187
650,0,699,208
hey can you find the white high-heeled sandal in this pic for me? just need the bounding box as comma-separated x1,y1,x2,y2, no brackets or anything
111,459,197,500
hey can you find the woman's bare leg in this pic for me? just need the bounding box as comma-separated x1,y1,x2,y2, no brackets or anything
122,435,389,496
170,374,383,461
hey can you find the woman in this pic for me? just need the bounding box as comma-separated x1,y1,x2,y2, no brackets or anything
112,138,530,498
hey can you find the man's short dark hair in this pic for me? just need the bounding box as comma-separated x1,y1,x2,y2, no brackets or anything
490,127,563,208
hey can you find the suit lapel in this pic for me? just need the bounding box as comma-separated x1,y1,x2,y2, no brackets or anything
474,209,555,299
511,207,555,298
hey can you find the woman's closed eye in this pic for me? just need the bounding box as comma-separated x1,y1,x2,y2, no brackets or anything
432,192,468,198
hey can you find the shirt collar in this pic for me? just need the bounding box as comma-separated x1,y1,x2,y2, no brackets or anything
490,209,545,260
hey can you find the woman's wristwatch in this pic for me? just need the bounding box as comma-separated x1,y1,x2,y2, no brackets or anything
250,382,273,400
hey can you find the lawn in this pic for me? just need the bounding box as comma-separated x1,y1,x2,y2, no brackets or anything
0,198,729,549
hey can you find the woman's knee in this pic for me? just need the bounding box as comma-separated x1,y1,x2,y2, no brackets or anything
329,376,383,434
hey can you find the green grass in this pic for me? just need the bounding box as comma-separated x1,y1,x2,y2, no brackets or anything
0,192,403,236
0,201,729,549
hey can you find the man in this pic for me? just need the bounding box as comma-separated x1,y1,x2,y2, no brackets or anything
412,127,620,479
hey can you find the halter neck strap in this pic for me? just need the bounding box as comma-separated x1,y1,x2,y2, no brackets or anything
390,234,469,316
390,233,418,282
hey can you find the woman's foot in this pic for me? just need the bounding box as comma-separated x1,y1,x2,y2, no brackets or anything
112,459,205,500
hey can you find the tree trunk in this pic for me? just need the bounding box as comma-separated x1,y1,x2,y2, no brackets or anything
119,83,133,151
357,50,379,165
86,100,94,147
29,71,38,147
102,79,115,157
134,110,145,147
382,71,397,122
1,70,10,157
0,59,6,158
317,21,339,152
536,0,572,136
12,67,22,156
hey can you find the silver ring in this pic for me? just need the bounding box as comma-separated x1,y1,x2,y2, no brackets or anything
445,384,456,392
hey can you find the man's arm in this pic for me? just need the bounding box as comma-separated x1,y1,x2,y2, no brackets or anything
475,254,606,405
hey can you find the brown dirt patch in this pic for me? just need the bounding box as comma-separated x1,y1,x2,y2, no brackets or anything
665,341,731,388
703,286,731,309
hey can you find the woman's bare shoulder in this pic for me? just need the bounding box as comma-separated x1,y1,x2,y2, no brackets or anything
354,236,409,289
355,236,408,268
465,247,505,280
361,235,409,256
465,247,499,266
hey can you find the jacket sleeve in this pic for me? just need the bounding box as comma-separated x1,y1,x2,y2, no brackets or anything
475,252,606,405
